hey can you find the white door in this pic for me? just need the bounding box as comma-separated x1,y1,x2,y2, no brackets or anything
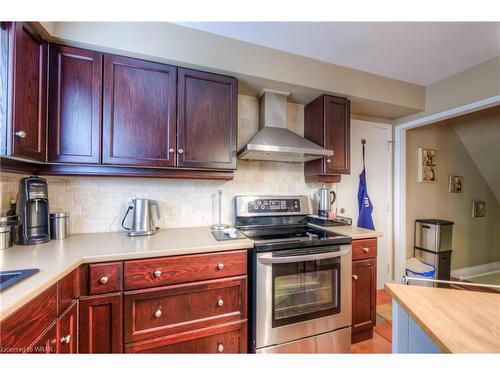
334,119,393,289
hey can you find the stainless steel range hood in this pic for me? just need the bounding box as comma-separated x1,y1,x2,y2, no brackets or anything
237,89,333,163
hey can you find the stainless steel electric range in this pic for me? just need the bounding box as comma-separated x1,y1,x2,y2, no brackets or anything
234,195,352,354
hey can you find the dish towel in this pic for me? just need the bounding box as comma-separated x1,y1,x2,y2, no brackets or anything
357,141,375,230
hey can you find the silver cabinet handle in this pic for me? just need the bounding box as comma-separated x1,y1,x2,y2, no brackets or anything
178,148,184,154
352,274,358,280
259,249,349,264
216,263,224,271
14,131,26,138
154,308,162,318
153,270,162,278
169,148,175,154
217,298,224,307
363,247,370,253
60,334,71,344
326,158,331,163
99,276,109,285
217,343,224,353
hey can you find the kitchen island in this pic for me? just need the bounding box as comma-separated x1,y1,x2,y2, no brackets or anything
385,283,500,353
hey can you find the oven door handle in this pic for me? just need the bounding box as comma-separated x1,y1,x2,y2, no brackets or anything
258,249,349,264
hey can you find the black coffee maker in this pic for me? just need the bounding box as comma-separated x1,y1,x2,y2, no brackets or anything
16,176,50,245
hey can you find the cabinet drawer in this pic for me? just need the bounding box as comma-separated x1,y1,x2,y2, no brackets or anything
124,250,247,290
124,320,247,353
89,262,123,295
124,276,247,343
352,238,377,261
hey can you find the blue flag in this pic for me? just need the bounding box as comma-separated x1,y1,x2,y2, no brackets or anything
357,142,375,230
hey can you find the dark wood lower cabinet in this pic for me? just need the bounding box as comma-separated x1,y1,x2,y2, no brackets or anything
351,258,377,344
24,322,57,354
57,301,78,354
124,276,247,343
124,321,247,354
0,284,57,353
79,293,123,353
1,249,248,354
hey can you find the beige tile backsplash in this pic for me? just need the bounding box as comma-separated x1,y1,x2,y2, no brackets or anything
0,95,328,234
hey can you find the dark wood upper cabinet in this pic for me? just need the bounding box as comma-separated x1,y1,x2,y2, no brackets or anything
48,45,102,163
103,55,177,167
177,68,237,170
304,95,350,182
9,22,47,161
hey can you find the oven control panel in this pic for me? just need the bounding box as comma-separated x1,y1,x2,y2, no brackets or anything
248,199,300,213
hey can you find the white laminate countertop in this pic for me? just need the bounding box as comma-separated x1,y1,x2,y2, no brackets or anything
310,224,383,239
0,227,253,320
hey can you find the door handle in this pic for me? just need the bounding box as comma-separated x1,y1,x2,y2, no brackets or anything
258,248,349,264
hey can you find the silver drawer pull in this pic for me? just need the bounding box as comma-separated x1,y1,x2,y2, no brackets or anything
14,130,26,138
153,270,162,278
216,263,224,271
178,148,184,154
326,158,331,163
217,298,224,307
217,343,224,352
352,274,358,280
99,276,109,285
362,247,370,253
169,148,175,154
154,308,162,318
60,334,71,344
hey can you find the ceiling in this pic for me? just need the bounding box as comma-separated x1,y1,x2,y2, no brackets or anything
177,22,500,86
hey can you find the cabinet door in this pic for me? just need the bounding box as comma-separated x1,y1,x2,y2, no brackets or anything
48,45,102,163
0,284,57,353
9,22,47,161
352,259,376,342
324,95,350,174
177,68,237,170
24,322,57,354
103,55,177,167
57,301,78,354
79,293,123,353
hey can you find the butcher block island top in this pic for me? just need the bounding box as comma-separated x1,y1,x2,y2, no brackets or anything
0,227,253,320
385,283,500,353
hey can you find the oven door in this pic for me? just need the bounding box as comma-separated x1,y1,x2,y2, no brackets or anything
255,244,351,349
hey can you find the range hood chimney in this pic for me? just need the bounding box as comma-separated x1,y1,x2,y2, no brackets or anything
237,89,333,162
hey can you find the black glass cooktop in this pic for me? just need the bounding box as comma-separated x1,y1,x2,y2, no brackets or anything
239,225,351,251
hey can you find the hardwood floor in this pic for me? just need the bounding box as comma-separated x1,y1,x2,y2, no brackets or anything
351,331,392,354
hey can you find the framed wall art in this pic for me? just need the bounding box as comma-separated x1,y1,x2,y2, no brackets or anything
417,147,436,182
448,175,464,193
472,201,486,217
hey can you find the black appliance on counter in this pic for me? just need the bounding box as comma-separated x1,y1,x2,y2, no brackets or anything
234,195,352,354
16,176,50,245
